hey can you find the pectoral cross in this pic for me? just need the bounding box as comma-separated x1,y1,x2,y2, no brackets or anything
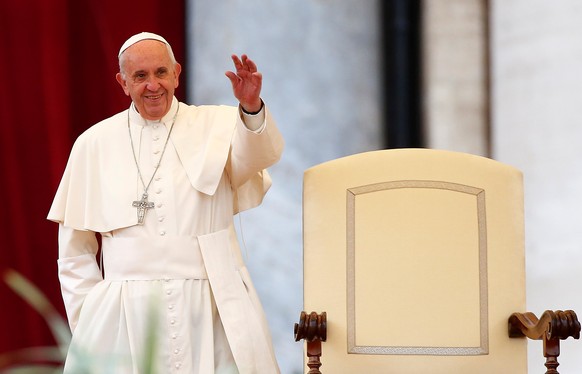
132,193,155,225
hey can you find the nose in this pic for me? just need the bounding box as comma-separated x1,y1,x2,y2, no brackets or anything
145,76,161,91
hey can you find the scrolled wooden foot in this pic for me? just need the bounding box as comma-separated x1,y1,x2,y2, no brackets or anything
509,310,580,374
295,311,327,374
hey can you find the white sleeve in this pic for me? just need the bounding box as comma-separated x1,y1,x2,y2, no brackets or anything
57,224,103,333
229,105,284,189
239,104,266,132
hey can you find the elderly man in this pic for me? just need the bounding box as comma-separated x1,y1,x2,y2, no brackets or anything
48,32,283,373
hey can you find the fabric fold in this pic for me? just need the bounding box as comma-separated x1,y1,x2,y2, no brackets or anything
197,226,280,374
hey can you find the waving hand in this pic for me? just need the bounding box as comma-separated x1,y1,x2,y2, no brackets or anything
225,54,263,113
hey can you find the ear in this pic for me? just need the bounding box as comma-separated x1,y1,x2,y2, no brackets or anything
174,63,182,88
116,73,130,96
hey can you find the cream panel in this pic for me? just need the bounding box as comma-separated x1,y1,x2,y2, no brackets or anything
349,186,482,350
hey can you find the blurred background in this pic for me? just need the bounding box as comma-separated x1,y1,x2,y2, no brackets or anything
1,0,581,373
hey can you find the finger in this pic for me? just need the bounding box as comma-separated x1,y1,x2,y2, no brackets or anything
240,54,258,73
252,71,263,82
244,56,258,73
225,71,241,87
231,54,243,70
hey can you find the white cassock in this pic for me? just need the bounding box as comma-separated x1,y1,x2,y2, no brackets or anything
48,97,283,373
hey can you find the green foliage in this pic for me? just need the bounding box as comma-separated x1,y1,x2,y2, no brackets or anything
0,269,70,372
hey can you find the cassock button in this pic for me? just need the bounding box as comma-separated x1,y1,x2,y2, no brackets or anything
174,348,180,354
153,149,160,154
168,304,174,310
170,319,176,325
157,202,163,208
175,363,181,369
155,188,162,194
160,231,166,236
158,216,165,222
172,333,177,339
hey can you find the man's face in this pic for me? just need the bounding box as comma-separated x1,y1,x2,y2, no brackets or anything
116,40,181,120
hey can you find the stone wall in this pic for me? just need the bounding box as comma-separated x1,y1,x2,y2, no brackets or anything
422,0,489,156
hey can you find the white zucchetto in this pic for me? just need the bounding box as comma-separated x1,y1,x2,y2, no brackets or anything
118,32,170,58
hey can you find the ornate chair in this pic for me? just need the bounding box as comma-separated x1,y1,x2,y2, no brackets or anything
294,149,579,374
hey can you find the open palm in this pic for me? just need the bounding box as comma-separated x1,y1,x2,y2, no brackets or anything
225,54,263,113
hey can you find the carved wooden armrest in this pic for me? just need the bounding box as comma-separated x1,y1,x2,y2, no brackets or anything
295,311,327,374
508,310,580,374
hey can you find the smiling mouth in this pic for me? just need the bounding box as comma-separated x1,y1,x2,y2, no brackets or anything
146,94,163,100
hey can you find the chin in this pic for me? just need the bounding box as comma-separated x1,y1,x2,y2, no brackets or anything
144,106,167,120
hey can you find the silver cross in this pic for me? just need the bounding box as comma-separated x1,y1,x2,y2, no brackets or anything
132,193,154,225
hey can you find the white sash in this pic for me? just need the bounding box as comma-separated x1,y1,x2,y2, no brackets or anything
102,236,209,281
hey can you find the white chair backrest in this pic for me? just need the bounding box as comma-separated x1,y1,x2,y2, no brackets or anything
303,149,527,373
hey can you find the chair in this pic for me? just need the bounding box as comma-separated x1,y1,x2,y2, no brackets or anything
294,149,579,374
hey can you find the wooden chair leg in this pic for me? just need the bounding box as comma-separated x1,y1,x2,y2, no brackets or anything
295,311,327,374
306,339,323,374
543,336,560,374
